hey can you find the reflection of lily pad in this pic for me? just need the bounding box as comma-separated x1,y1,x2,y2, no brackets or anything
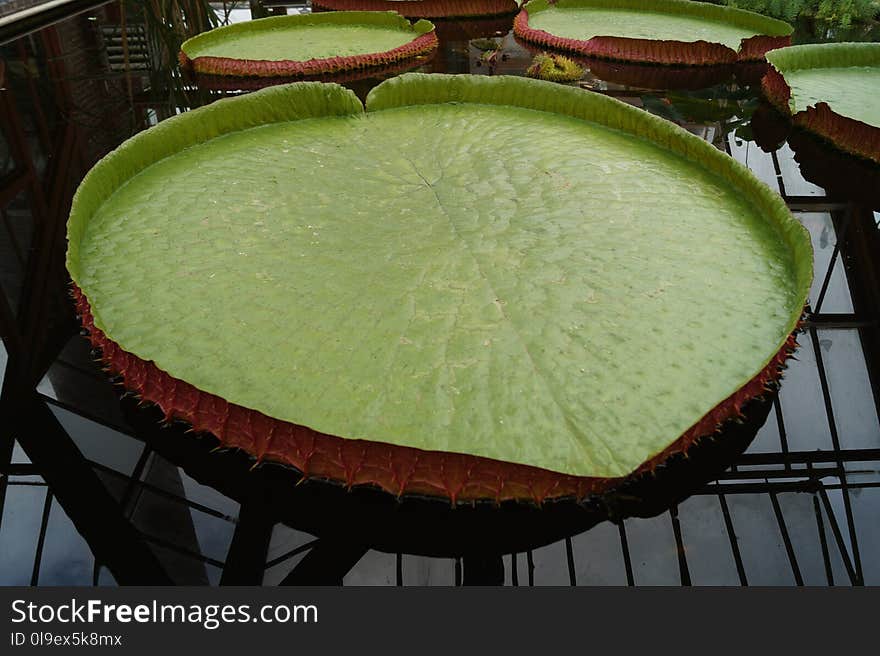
179,12,437,77
764,43,880,163
585,57,735,90
67,75,810,504
751,102,880,208
642,86,757,126
787,129,880,209
470,38,502,51
749,100,791,152
515,0,792,65
515,34,743,90
431,15,515,41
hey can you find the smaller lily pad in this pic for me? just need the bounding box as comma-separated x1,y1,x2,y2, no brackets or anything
179,12,437,77
764,43,880,163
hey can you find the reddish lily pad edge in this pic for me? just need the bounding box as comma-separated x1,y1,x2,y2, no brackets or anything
763,43,880,165
514,0,792,66
189,54,435,92
179,12,437,78
67,75,812,505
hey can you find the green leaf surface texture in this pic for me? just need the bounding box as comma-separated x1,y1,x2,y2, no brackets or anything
524,0,792,50
180,12,434,62
766,43,880,128
67,75,811,479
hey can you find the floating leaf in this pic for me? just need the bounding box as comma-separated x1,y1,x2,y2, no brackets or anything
67,75,811,502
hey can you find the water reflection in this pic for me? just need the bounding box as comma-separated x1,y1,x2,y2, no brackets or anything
751,102,880,210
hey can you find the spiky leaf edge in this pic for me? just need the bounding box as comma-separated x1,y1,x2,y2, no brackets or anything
513,34,738,90
67,75,812,504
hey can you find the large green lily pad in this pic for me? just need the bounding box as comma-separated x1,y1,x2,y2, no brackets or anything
67,75,811,480
766,43,880,128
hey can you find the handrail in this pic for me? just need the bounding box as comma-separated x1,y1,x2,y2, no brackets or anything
0,0,111,45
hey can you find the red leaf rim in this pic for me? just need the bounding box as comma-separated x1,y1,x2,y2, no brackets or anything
178,31,438,78
513,35,736,90
310,0,519,18
188,53,436,92
72,284,800,505
761,65,880,165
513,8,790,65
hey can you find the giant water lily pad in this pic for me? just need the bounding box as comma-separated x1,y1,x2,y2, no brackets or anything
67,75,811,504
179,12,437,77
764,43,880,164
515,0,792,65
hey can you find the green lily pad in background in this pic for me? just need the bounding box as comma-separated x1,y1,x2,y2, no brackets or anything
179,12,437,77
515,0,793,64
529,3,757,49
766,43,880,128
764,43,880,164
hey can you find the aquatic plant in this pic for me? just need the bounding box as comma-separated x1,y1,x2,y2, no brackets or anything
67,75,811,504
526,52,585,81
